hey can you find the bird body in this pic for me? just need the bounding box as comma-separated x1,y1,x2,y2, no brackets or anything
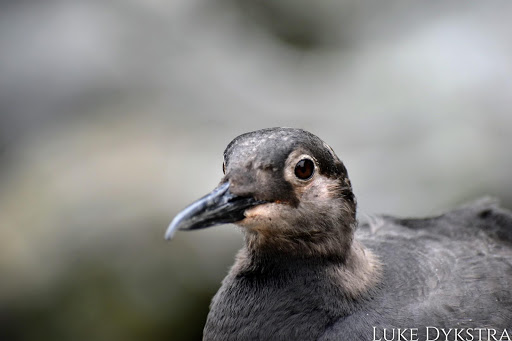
205,199,512,341
166,128,512,341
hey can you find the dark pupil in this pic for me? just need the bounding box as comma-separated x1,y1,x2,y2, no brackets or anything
294,159,314,180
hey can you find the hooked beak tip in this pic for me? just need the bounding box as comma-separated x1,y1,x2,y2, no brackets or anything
165,209,189,240
164,223,176,240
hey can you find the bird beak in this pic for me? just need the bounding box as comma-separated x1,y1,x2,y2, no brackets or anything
165,181,266,240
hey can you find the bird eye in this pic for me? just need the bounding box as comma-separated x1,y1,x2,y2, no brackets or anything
222,162,226,175
294,159,314,180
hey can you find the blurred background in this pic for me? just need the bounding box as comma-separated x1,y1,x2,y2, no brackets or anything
1,1,511,340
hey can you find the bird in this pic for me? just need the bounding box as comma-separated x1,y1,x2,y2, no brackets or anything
165,127,512,341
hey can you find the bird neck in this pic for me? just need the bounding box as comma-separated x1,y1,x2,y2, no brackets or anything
234,236,382,300
205,236,382,340
242,210,358,260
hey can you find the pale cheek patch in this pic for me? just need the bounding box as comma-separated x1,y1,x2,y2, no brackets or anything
243,203,280,225
244,203,279,218
241,203,291,232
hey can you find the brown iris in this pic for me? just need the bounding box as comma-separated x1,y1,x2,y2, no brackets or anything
294,159,314,180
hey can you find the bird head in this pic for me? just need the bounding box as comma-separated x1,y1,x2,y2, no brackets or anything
166,128,357,258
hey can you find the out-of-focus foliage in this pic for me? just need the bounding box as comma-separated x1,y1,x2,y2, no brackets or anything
1,1,511,340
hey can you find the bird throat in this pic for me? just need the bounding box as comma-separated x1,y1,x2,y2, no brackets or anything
204,238,382,341
235,232,382,300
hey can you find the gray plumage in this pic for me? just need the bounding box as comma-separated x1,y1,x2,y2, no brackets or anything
166,128,512,341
